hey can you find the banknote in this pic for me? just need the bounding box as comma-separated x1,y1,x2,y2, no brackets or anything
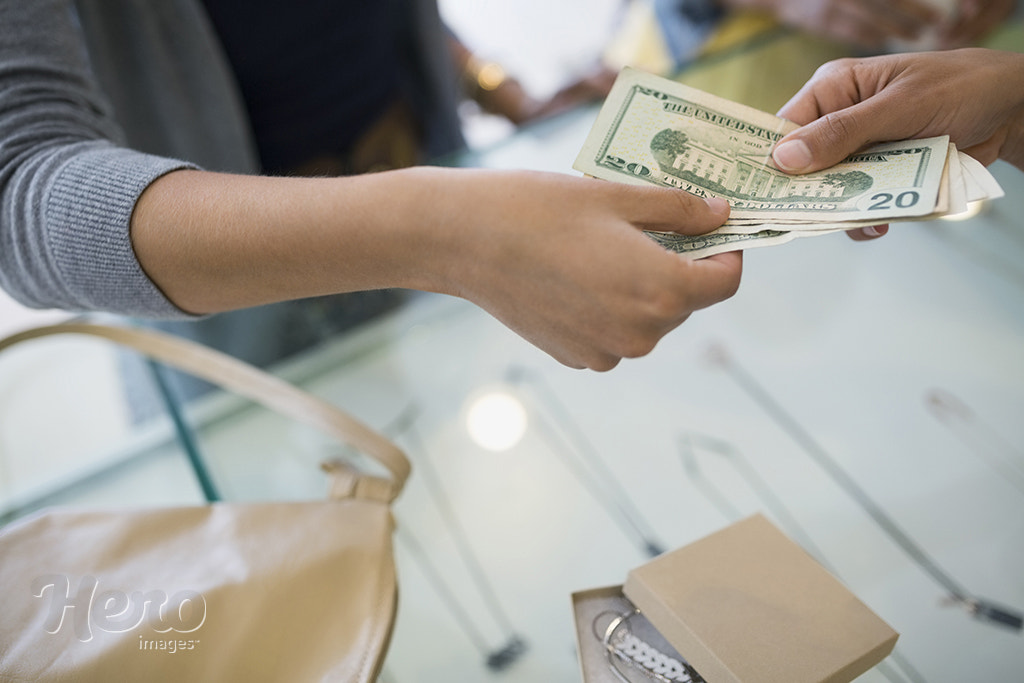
573,67,1003,259
574,67,951,224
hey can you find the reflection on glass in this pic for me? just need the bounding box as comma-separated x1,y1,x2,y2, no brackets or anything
466,390,528,452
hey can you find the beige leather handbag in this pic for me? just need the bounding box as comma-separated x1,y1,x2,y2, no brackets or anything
0,323,411,682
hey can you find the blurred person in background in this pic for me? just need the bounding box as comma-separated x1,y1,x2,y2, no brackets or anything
651,0,1017,66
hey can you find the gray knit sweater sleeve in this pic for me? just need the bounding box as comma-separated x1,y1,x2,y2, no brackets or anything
0,0,197,318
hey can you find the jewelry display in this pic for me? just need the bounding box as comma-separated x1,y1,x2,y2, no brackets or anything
677,431,926,683
385,404,528,672
706,342,1023,634
592,608,704,683
926,388,1024,497
507,365,666,558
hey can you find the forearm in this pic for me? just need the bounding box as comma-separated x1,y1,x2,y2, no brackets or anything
130,167,468,314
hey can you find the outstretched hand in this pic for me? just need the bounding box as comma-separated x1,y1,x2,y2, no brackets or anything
132,167,741,372
429,170,741,370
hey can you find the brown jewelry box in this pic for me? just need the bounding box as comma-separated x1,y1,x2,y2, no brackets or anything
572,514,898,683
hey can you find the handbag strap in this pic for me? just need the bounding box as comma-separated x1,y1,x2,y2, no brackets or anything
0,322,411,499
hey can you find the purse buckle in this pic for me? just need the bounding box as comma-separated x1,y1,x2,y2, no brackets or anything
321,459,398,503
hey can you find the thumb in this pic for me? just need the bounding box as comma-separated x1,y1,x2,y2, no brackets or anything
772,105,880,174
607,181,731,234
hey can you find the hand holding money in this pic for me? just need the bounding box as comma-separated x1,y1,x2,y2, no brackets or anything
573,67,1004,259
774,49,1024,172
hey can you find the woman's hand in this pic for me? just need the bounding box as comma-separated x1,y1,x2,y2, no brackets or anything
418,170,741,371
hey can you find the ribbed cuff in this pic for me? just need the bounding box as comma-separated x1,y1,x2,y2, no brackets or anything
47,147,200,318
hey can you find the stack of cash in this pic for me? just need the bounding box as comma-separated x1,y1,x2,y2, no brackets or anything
573,67,1005,259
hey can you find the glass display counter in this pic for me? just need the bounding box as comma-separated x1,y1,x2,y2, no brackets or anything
2,25,1022,682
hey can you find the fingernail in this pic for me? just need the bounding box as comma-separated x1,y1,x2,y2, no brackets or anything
773,139,813,172
704,196,730,214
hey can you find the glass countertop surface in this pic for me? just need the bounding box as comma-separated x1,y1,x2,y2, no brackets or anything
199,107,1024,680
2,52,1023,683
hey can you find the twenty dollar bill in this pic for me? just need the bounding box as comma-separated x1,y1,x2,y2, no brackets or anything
573,68,998,258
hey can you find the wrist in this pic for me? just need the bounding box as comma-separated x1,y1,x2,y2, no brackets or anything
1001,115,1024,172
997,52,1024,172
461,56,540,124
366,167,481,297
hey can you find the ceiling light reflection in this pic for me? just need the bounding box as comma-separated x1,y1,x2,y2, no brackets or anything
466,390,527,452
